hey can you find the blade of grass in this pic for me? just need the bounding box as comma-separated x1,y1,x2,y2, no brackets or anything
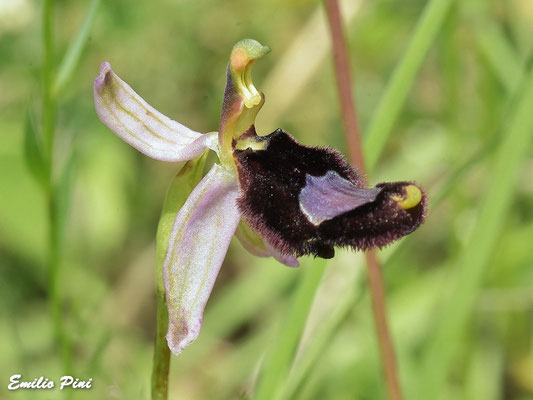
432,10,526,205
41,0,75,379
203,308,282,400
42,0,56,161
286,265,448,400
363,0,454,171
275,7,527,399
53,0,101,96
280,282,363,400
253,258,327,400
461,1,523,93
278,248,399,400
464,332,503,400
24,108,49,190
417,62,533,398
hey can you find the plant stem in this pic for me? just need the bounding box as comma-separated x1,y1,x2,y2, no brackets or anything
323,0,364,172
42,0,56,161
152,287,170,400
151,155,208,399
42,0,72,375
364,251,402,400
324,0,402,399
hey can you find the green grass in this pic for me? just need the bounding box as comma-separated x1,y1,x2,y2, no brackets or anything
417,59,533,400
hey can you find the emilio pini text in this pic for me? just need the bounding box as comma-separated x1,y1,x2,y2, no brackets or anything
8,374,92,391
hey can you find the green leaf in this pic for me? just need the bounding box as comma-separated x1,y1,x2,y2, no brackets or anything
23,109,48,190
253,258,327,400
363,0,455,172
417,61,533,399
53,0,101,96
461,1,523,93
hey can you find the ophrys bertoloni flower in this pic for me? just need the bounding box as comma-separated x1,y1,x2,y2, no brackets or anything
94,39,426,355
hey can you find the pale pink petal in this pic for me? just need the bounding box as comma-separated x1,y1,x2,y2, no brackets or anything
163,164,240,354
94,62,217,161
299,171,382,225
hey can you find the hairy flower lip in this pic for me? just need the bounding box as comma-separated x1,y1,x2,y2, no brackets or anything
234,129,427,258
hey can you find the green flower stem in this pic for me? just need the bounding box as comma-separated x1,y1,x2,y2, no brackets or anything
42,0,56,162
152,288,170,400
42,0,72,376
53,0,101,96
33,0,100,385
48,194,67,364
151,154,207,400
417,61,533,399
253,258,327,400
363,0,454,171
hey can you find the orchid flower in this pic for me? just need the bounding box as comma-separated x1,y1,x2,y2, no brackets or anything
94,39,427,355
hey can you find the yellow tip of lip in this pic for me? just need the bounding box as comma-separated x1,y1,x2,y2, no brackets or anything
391,185,422,210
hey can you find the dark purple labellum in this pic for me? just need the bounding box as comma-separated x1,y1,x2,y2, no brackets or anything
234,129,427,259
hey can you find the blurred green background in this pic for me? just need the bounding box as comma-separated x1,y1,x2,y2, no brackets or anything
1,0,533,399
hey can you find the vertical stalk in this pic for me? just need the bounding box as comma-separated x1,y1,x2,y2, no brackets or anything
364,251,402,400
152,285,170,400
42,0,56,161
42,0,71,374
323,0,402,399
151,154,208,399
323,0,365,172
